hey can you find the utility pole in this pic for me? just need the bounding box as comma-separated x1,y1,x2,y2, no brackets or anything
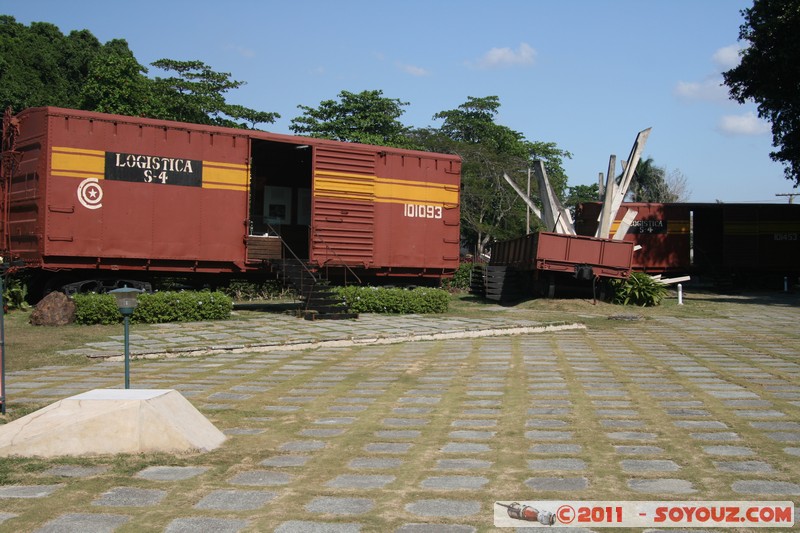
775,193,799,204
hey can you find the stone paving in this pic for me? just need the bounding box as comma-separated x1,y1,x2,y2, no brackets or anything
0,300,798,532
55,313,556,359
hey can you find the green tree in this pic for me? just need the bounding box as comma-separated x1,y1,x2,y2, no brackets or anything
0,18,278,130
290,89,414,147
564,183,600,215
61,29,103,105
723,0,800,186
428,96,570,255
149,59,278,128
0,16,101,110
79,39,153,116
225,104,281,130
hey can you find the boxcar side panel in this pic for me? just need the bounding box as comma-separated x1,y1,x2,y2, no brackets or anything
722,204,800,273
7,130,46,262
311,145,376,266
32,109,249,270
377,152,460,273
311,145,460,274
575,202,691,273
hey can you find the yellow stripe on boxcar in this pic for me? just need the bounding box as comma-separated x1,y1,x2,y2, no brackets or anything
314,171,376,198
609,219,690,235
725,221,800,235
313,170,458,207
202,161,248,191
51,147,105,178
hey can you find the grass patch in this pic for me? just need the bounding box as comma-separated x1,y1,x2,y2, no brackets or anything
3,310,140,372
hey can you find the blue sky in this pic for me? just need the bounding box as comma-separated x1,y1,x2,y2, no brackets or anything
5,0,794,202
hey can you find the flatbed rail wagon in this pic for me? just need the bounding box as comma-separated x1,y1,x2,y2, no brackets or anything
479,231,634,301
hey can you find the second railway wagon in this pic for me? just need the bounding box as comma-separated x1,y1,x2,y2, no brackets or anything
1,107,461,296
575,202,800,282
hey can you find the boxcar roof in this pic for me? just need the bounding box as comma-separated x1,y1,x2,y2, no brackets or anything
19,106,461,163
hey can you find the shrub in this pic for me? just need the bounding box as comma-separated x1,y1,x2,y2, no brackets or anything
3,277,29,310
608,272,668,307
441,263,474,291
73,291,233,325
221,279,293,301
332,286,449,314
73,293,122,325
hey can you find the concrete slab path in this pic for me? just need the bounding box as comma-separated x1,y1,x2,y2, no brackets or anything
0,302,798,531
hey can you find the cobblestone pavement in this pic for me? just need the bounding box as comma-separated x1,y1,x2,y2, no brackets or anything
0,302,799,532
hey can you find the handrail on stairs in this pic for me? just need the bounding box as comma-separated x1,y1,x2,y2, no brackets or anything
264,223,318,299
311,227,362,286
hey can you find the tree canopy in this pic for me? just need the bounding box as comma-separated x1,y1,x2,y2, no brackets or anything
290,90,413,148
429,96,571,254
627,157,676,202
149,59,279,128
723,0,800,186
0,16,277,129
79,38,153,116
0,16,101,110
290,92,575,253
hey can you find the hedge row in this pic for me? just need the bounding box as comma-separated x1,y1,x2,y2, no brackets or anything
332,286,449,314
73,291,233,325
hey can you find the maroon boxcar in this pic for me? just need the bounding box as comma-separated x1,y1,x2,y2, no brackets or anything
574,202,691,273
575,202,800,280
693,203,800,278
0,107,461,294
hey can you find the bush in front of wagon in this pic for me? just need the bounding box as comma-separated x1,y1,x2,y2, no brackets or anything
607,272,668,307
134,291,232,322
73,290,232,324
333,286,449,314
440,262,473,291
221,279,294,301
73,293,122,325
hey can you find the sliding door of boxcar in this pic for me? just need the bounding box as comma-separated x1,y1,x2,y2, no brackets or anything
311,147,375,267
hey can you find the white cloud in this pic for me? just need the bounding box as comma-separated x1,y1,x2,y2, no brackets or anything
674,77,729,102
397,63,430,77
718,112,771,136
674,44,747,104
712,44,745,70
226,44,255,58
472,42,536,69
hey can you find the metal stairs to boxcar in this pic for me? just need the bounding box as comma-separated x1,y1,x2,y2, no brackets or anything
273,258,358,320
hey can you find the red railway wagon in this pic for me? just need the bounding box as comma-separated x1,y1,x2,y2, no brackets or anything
574,202,691,273
692,203,800,278
575,202,800,280
0,107,461,295
490,232,634,278
481,232,634,301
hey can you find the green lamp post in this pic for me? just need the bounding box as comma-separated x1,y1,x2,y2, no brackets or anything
109,287,142,389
